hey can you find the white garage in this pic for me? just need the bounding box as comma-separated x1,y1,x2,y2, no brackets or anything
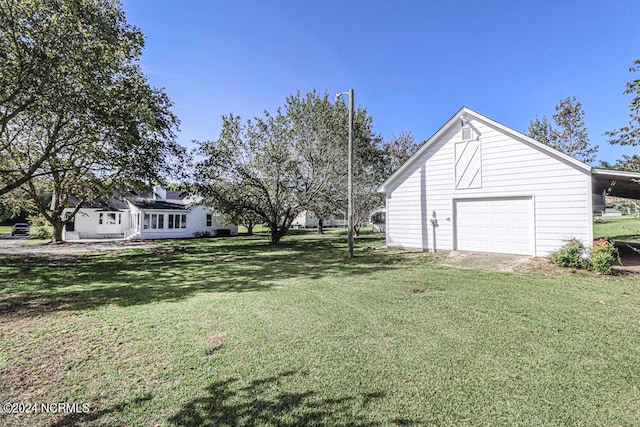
377,107,600,257
454,197,533,255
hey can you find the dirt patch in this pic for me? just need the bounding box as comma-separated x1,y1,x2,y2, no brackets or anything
204,332,227,355
435,250,556,274
434,249,640,276
0,238,159,256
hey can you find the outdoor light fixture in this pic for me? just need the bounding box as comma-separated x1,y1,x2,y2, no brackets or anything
335,89,354,259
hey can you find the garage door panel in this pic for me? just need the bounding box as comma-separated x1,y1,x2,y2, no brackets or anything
512,227,529,237
455,197,532,255
492,213,508,222
493,227,508,236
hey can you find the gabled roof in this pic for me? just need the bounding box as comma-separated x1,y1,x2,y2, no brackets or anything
66,188,192,211
66,196,129,211
377,107,592,192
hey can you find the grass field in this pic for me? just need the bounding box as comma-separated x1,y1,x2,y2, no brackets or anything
594,215,640,243
0,232,639,426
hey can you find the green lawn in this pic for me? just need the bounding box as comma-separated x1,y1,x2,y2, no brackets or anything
1,233,639,426
594,215,640,243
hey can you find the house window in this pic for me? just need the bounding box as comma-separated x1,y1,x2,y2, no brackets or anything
142,213,165,230
99,213,103,225
167,213,187,229
107,213,117,225
206,214,212,227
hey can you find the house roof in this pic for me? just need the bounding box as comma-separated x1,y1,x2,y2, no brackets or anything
66,196,129,211
377,107,592,193
127,198,190,210
66,188,192,211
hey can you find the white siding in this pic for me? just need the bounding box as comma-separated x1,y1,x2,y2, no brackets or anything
386,163,429,249
63,208,129,239
385,114,592,257
63,206,237,240
137,206,238,239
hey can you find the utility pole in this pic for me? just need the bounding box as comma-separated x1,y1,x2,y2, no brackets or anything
336,89,355,259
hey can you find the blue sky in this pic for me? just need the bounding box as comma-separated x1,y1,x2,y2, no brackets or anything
121,0,640,164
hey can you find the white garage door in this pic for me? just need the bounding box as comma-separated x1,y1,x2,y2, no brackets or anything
455,197,533,255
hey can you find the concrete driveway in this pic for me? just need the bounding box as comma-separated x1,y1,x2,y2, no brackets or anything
0,233,30,250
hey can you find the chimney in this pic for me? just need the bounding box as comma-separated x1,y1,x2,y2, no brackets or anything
153,185,166,201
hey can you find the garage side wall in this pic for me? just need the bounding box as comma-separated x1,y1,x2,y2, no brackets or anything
386,116,592,256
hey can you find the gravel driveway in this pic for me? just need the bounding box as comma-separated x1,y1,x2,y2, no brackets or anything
0,233,158,256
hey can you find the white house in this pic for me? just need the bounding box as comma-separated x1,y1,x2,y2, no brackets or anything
62,186,238,241
291,210,348,228
378,107,640,257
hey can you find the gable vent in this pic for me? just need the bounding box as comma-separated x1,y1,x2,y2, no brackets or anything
461,127,472,141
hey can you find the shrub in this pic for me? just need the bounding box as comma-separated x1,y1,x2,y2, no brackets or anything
550,238,587,269
27,214,52,240
550,238,619,274
589,238,619,274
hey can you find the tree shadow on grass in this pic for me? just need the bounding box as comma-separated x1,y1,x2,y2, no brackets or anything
0,235,406,317
168,370,418,426
48,393,153,427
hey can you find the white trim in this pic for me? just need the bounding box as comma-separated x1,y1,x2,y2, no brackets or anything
591,168,640,179
531,195,536,257
378,107,591,193
586,176,594,245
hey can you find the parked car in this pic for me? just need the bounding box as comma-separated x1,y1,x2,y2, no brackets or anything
11,223,30,236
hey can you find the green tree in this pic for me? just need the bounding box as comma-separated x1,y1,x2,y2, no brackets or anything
195,91,380,245
0,0,183,242
528,97,598,164
600,154,640,172
286,91,346,234
527,115,553,146
383,131,419,175
0,0,152,195
606,57,640,147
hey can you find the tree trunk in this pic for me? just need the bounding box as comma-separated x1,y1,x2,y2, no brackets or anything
246,223,254,236
270,227,282,245
317,217,324,235
52,219,64,243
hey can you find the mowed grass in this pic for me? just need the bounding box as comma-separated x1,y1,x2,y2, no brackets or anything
0,232,639,426
594,215,640,243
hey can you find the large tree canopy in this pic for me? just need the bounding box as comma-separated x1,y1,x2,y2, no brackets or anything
382,131,420,176
194,91,381,245
528,96,598,164
0,0,181,198
0,0,183,240
606,57,640,147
